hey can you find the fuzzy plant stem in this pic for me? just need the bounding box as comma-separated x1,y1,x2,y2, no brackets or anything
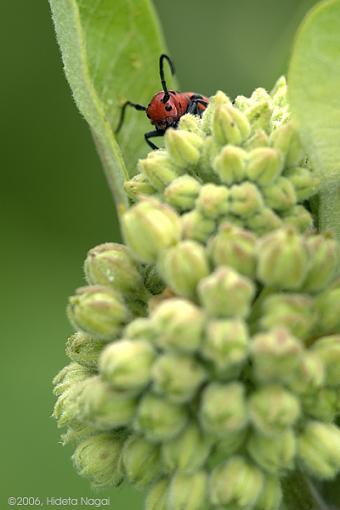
282,470,329,510
319,183,340,241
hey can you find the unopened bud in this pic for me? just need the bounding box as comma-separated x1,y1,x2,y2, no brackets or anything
67,285,129,340
208,430,247,467
178,113,202,134
213,145,247,185
284,166,319,201
72,432,124,487
247,429,296,474
249,385,300,435
257,228,309,290
258,294,315,341
99,339,156,392
297,421,340,479
196,183,229,219
200,382,248,436
209,223,257,278
181,209,216,243
302,388,338,422
123,317,155,341
201,319,249,376
244,129,269,150
159,240,209,299
262,177,296,211
164,175,201,212
288,352,325,395
124,173,156,201
122,435,162,488
270,123,303,166
254,476,282,510
66,332,106,370
230,182,264,218
145,479,169,510
315,289,340,336
151,298,204,352
302,235,340,293
281,205,313,233
251,328,303,383
246,148,283,185
165,128,203,168
135,393,187,442
198,267,255,318
138,151,180,191
61,423,97,446
53,362,93,396
53,377,89,428
213,104,243,145
312,336,340,386
162,423,212,474
246,100,272,132
246,207,282,235
169,471,208,510
209,456,264,508
122,198,181,263
84,243,144,296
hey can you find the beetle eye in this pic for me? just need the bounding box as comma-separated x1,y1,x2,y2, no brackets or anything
165,104,173,111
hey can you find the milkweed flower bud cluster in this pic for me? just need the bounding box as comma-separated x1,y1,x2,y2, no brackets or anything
53,79,340,510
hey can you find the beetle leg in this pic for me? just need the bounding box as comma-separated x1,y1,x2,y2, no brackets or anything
145,129,165,150
187,97,209,115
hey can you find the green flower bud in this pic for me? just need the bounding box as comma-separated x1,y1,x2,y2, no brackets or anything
254,476,282,510
124,173,156,201
151,298,204,352
262,177,296,211
164,175,201,212
247,429,296,474
159,240,210,299
287,352,325,395
145,479,169,510
99,339,156,392
246,147,283,185
122,435,162,488
258,294,315,341
208,430,247,467
302,388,338,422
251,328,303,383
198,267,255,318
53,362,93,396
61,422,97,446
302,235,340,293
201,319,249,376
213,145,247,185
213,104,244,146
257,228,309,290
244,128,269,150
246,207,282,235
122,198,181,263
78,376,137,429
181,209,216,243
314,289,340,335
135,393,187,442
165,128,203,168
169,471,208,510
209,456,264,508
312,336,340,386
230,182,264,218
178,113,202,134
284,166,319,201
209,223,257,278
84,243,144,296
65,332,106,369
162,423,212,474
246,100,272,132
297,421,340,479
67,285,129,340
53,378,89,428
123,317,155,341
196,183,229,219
152,352,206,403
72,432,125,488
200,382,248,436
270,123,303,166
249,385,300,435
281,205,313,233
138,150,180,191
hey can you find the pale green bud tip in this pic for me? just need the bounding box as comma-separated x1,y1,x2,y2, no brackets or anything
312,336,340,386
72,432,124,488
303,235,340,293
122,435,162,488
159,240,209,299
152,352,206,403
53,362,93,396
145,479,169,510
213,145,247,185
230,182,264,218
247,429,296,474
164,175,201,211
65,332,106,370
138,150,181,191
124,173,156,201
165,128,203,167
200,382,248,436
196,183,229,219
209,456,264,507
99,339,156,392
151,298,204,352
169,471,208,510
246,147,283,185
198,267,255,318
162,423,212,474
249,385,300,435
135,393,187,442
298,421,340,479
255,476,282,510
84,243,144,295
122,198,181,263
181,209,216,244
67,285,129,340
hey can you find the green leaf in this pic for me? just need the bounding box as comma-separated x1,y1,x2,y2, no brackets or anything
49,0,171,215
288,0,340,240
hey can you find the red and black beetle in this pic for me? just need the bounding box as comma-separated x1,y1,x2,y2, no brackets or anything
115,54,209,150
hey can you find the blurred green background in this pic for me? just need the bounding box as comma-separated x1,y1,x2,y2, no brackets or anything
1,0,325,508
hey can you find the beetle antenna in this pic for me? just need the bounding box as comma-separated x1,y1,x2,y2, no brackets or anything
159,54,175,103
115,101,146,134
